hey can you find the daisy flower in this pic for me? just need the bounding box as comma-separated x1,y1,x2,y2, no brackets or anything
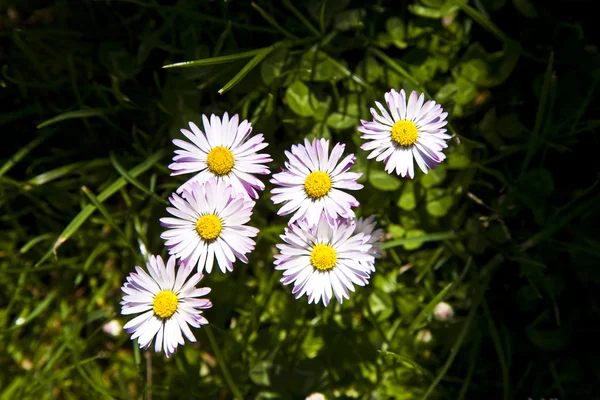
353,215,384,272
169,112,272,199
160,179,258,274
120,254,211,358
270,138,363,227
359,89,450,178
274,215,374,306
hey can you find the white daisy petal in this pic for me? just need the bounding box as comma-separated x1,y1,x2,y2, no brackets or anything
270,138,363,228
120,254,212,358
360,89,450,177
169,113,272,199
275,215,374,306
162,179,257,274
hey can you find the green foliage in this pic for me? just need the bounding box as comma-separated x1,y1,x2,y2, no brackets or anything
1,1,599,399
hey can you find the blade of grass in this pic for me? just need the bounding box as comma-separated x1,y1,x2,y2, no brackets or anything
252,2,298,39
369,47,426,94
109,152,168,204
122,0,277,33
81,186,137,254
450,0,511,44
325,54,372,90
483,300,510,400
319,0,327,34
163,48,267,69
520,52,554,176
282,0,320,37
36,108,110,129
13,31,49,81
421,279,486,400
381,231,460,249
36,149,166,265
0,130,54,179
1,290,57,333
457,341,479,400
218,46,276,94
205,326,243,400
27,159,110,186
379,350,435,380
213,21,232,57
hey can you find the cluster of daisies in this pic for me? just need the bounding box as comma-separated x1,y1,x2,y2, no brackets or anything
120,89,450,357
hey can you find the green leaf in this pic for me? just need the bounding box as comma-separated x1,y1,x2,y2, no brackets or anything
397,180,417,210
260,48,287,86
368,291,394,321
426,188,453,217
403,229,427,250
369,169,401,191
334,8,366,31
285,81,313,117
420,164,447,188
518,168,554,198
356,55,383,83
513,0,537,18
326,112,358,130
300,50,343,82
446,145,471,169
435,83,459,105
307,123,332,140
249,360,272,386
526,324,570,351
388,224,406,239
386,17,408,49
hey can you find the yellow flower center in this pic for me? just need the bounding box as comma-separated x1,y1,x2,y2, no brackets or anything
206,146,235,176
304,171,332,199
196,214,222,241
310,244,337,271
391,120,418,146
153,290,178,319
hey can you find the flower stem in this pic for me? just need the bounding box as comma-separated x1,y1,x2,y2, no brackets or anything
205,326,243,400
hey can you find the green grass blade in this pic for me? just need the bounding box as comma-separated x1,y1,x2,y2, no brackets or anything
369,47,426,93
450,0,510,44
13,31,49,81
206,326,243,400
379,351,435,380
213,21,233,57
408,283,452,333
81,186,135,253
109,152,168,204
381,231,459,249
520,52,554,176
27,159,110,186
319,0,327,34
163,48,267,69
483,300,510,400
1,290,57,333
421,281,485,400
282,0,320,36
36,108,109,129
218,46,276,94
37,149,166,264
252,2,299,39
0,130,54,178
